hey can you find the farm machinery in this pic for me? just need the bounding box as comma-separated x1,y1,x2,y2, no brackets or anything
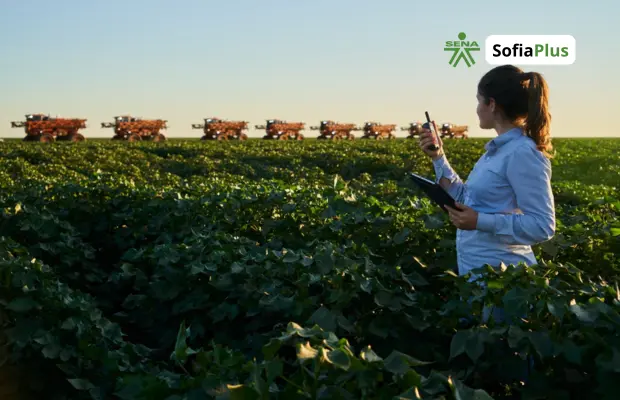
11,113,87,142
401,122,425,139
101,115,167,141
310,120,361,140
192,118,249,140
440,123,468,139
255,119,305,140
401,122,469,139
360,122,397,140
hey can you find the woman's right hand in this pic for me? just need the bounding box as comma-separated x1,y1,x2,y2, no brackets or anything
418,128,444,160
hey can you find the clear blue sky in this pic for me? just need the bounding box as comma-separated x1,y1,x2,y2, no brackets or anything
1,0,618,138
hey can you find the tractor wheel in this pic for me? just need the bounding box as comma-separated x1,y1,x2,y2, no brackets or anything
216,134,226,140
69,133,85,142
296,133,304,140
128,133,141,142
239,133,248,140
152,133,166,142
40,134,55,142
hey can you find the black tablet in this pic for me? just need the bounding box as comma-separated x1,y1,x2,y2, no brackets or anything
408,172,457,212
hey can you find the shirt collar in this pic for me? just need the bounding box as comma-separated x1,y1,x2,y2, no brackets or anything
484,128,524,153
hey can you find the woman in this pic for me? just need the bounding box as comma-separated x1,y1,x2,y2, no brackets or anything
418,64,556,323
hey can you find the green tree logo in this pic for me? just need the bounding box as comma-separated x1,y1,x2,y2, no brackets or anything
444,32,480,67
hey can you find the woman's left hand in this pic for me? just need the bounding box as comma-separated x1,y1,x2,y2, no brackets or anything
445,203,478,230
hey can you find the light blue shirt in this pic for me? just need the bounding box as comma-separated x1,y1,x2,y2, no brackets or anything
432,127,556,277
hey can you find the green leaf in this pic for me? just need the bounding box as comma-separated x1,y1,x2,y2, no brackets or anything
547,299,567,319
395,387,423,399
393,228,410,244
360,346,383,363
42,343,61,359
570,304,598,323
465,331,486,363
262,338,282,360
296,342,318,361
449,330,469,360
502,287,529,317
486,280,504,290
307,306,337,332
265,359,283,383
226,384,260,400
560,340,582,364
528,331,553,359
67,378,95,390
6,297,39,312
384,351,431,375
323,348,351,370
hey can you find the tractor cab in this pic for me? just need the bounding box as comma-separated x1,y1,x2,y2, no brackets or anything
320,120,334,130
115,116,138,123
205,118,222,125
409,122,423,132
26,114,50,122
266,119,282,129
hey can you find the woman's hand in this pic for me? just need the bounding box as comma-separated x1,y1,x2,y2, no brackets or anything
418,127,444,160
445,202,478,230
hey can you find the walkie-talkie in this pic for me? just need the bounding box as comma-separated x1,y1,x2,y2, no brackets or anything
425,111,440,151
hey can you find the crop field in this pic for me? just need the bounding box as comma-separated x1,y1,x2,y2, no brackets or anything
0,138,619,399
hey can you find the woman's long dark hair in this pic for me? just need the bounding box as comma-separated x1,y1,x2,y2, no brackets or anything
478,65,553,158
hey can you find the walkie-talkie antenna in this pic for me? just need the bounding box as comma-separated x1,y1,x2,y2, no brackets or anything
425,111,440,151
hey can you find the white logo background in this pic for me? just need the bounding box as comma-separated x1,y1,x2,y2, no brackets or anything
485,35,576,65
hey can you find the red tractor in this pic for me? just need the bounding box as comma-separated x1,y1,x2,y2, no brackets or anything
440,123,469,139
192,118,249,140
310,120,360,140
11,113,87,142
360,122,397,140
255,119,305,140
101,115,167,141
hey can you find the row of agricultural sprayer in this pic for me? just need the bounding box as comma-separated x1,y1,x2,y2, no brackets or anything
9,113,469,142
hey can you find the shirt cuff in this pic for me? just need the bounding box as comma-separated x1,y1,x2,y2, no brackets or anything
432,154,447,168
476,212,495,233
432,154,456,182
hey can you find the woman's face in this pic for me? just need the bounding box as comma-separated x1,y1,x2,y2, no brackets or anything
476,93,495,129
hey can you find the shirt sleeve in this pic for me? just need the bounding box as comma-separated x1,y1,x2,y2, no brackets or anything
432,154,466,203
475,144,556,245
